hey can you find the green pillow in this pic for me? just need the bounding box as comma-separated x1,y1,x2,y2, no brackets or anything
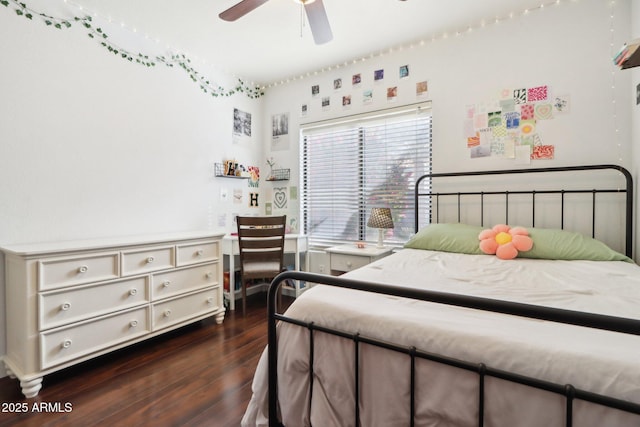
404,223,484,254
520,227,632,262
404,223,632,262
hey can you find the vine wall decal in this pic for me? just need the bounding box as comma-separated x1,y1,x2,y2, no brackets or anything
1,0,265,99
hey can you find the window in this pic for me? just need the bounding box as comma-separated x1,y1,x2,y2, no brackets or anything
301,103,432,247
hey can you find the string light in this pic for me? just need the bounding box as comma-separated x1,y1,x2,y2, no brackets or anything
32,0,262,96
20,0,579,91
609,0,623,164
263,0,572,87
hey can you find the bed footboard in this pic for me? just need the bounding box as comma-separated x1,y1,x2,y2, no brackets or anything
267,271,640,427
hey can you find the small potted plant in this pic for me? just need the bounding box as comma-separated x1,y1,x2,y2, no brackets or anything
266,157,276,180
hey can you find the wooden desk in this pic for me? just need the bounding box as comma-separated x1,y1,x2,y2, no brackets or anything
222,234,308,311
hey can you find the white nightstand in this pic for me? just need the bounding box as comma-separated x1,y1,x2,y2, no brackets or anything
325,244,393,275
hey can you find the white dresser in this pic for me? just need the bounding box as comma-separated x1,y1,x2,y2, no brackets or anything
1,231,225,398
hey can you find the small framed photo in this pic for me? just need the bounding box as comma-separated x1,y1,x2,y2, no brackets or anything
399,65,409,79
416,81,428,97
387,86,398,101
363,89,373,104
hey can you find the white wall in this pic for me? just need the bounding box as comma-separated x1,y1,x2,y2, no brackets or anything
263,0,633,235
0,9,265,375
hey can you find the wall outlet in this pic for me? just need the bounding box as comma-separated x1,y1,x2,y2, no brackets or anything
319,264,325,273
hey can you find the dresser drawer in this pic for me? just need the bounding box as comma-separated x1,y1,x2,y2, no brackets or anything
330,253,371,273
38,253,119,291
39,276,149,331
152,287,221,331
176,241,219,266
151,264,218,300
40,307,150,370
121,246,174,276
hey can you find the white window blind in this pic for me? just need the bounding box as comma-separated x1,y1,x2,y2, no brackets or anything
301,103,432,247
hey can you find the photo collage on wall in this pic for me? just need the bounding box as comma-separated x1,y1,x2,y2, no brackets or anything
221,106,261,221
301,64,429,116
464,85,570,163
263,186,299,233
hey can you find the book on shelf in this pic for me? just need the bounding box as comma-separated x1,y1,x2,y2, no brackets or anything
614,39,640,69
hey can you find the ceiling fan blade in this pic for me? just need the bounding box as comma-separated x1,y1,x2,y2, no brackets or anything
304,0,333,45
219,0,270,22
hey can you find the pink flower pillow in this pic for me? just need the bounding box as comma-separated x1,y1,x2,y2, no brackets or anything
479,224,533,260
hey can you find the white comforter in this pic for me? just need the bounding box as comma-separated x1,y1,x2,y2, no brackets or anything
242,249,640,427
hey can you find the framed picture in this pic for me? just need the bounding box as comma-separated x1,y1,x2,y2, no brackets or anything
400,65,409,78
416,81,428,97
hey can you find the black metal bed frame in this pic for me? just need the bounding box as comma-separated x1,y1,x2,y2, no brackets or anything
267,164,638,427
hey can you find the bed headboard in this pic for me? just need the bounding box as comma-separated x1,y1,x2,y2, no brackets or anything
414,164,633,257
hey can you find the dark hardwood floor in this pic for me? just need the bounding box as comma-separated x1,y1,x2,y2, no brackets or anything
0,293,291,427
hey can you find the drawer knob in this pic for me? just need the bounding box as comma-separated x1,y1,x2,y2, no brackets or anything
207,297,214,304
206,272,214,279
62,339,72,349
130,320,138,328
162,280,171,288
129,288,138,296
78,265,88,274
346,261,352,267
60,302,71,311
196,249,204,256
147,256,155,264
163,309,172,317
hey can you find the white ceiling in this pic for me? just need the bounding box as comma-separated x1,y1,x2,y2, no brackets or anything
66,0,552,86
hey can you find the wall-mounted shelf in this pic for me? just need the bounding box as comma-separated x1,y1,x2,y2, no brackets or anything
214,163,249,179
265,168,290,181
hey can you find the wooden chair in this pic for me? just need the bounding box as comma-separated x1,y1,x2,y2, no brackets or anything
236,215,287,316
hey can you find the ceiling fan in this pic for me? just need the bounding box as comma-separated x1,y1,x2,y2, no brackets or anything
219,0,333,45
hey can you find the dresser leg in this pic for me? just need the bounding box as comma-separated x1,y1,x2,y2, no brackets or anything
20,377,43,398
215,312,225,324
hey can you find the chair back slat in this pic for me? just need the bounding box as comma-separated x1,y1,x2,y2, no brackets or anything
237,216,286,227
241,249,283,262
240,239,285,250
239,227,286,238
